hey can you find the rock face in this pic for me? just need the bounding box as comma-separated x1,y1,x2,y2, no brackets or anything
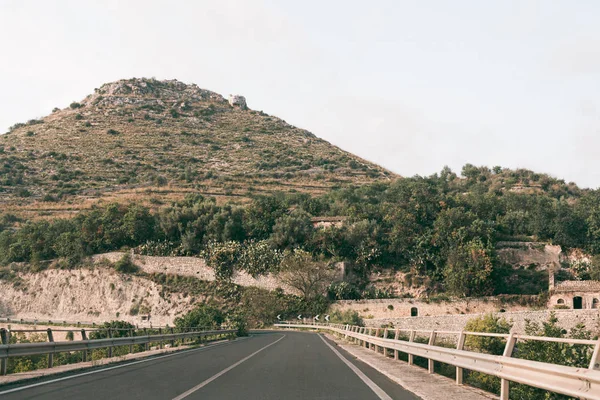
83,78,226,109
92,252,301,295
496,242,562,269
228,94,247,109
0,268,197,326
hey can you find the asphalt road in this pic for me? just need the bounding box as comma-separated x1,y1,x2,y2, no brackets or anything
0,331,420,400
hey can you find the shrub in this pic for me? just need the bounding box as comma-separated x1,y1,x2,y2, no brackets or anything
74,113,83,120
114,254,139,273
69,102,82,109
329,310,364,326
174,304,224,330
107,129,120,135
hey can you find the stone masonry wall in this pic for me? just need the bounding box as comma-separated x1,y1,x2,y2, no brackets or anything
362,309,600,334
331,297,535,320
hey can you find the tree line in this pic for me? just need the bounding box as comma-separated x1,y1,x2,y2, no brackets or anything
1,165,600,299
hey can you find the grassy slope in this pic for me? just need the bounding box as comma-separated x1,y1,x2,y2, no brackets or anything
0,78,395,220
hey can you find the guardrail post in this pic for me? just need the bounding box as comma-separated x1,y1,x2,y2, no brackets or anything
81,329,88,362
589,338,600,370
456,331,466,385
144,328,149,351
500,333,517,400
375,328,381,353
408,330,415,365
129,328,134,354
107,328,113,358
383,328,389,356
428,331,437,373
170,328,175,348
0,328,8,375
159,328,163,349
394,329,400,360
47,328,54,368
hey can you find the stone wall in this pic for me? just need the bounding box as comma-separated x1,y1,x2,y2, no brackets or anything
361,309,600,334
331,297,536,320
93,252,301,295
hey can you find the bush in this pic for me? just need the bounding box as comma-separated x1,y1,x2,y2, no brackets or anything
202,241,242,281
107,129,120,135
174,304,224,330
69,102,82,109
113,254,138,273
329,310,364,326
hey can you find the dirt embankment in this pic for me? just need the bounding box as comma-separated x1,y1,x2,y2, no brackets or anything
0,267,197,326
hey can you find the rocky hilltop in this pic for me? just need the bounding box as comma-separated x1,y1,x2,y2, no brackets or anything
0,78,394,219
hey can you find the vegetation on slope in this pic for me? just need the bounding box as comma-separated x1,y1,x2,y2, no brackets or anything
1,164,599,302
0,78,392,219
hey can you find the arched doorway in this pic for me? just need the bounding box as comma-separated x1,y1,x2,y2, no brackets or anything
573,296,583,309
410,307,418,317
593,299,599,309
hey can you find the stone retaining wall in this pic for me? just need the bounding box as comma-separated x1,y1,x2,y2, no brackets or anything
331,297,536,320
363,309,600,334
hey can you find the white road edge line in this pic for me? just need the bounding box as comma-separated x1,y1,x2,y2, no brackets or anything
0,335,251,396
318,334,393,400
172,334,286,400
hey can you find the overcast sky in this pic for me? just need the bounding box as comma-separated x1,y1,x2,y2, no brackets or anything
1,0,599,188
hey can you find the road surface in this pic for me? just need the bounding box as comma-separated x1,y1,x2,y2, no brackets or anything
0,331,420,399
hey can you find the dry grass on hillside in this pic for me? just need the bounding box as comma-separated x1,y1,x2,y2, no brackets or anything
0,78,395,219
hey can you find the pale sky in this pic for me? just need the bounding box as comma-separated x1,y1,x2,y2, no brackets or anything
1,1,599,188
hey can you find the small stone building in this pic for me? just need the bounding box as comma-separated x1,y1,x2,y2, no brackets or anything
549,277,600,310
228,95,247,109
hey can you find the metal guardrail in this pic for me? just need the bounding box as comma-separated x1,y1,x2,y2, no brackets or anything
0,327,236,376
275,322,600,400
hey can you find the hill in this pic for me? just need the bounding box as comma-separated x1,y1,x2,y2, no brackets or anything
0,78,394,219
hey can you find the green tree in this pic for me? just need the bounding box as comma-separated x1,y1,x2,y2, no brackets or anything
174,304,224,330
278,250,337,300
269,209,313,249
202,240,242,281
443,239,494,297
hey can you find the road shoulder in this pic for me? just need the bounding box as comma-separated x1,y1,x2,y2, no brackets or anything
324,333,498,400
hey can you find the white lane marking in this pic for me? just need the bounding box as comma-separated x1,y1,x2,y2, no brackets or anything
0,336,250,396
318,334,393,400
172,334,286,400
